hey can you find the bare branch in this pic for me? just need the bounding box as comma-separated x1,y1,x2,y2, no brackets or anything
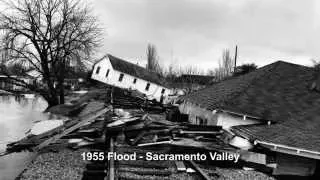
0,0,102,106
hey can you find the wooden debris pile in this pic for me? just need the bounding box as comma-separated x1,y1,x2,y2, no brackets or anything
111,87,166,113
6,101,110,153
83,107,239,180
106,110,234,152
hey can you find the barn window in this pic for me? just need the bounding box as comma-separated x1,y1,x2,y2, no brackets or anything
105,69,110,77
161,88,166,94
95,66,101,74
145,83,150,91
118,73,124,82
133,78,137,84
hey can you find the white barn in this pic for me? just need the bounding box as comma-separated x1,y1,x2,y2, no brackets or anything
91,54,172,102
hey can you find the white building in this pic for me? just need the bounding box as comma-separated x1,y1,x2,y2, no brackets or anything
91,54,172,102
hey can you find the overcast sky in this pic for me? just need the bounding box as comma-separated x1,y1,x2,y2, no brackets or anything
92,0,319,70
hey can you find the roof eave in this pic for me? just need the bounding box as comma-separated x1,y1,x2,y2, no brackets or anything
255,140,320,160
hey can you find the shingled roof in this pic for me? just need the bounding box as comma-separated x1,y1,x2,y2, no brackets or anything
98,54,167,87
231,115,320,152
182,60,320,152
232,102,320,152
181,61,319,122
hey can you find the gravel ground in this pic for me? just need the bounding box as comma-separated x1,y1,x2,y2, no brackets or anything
18,149,89,180
200,165,276,180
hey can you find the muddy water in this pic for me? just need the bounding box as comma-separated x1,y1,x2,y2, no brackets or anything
0,95,49,180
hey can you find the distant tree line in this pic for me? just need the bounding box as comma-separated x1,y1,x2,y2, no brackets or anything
145,44,257,83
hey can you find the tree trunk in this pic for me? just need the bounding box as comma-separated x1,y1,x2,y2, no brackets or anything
45,95,59,109
59,85,65,104
58,59,66,104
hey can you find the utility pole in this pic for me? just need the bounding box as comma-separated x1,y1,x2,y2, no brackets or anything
234,45,238,72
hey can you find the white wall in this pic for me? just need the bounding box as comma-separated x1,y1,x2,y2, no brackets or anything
179,102,218,125
91,57,172,101
179,102,260,129
217,112,259,129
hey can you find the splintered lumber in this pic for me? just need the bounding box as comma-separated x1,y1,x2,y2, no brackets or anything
146,114,176,126
137,140,172,147
188,160,211,180
107,117,140,128
34,107,111,151
175,161,186,172
179,130,222,135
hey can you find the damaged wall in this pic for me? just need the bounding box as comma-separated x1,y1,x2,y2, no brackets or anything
91,57,171,102
179,102,218,126
179,101,260,128
217,113,259,129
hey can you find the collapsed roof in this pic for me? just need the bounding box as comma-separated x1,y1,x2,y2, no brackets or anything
181,61,320,152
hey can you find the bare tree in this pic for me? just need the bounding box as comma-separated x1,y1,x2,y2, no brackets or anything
0,0,102,107
211,49,234,81
146,43,162,74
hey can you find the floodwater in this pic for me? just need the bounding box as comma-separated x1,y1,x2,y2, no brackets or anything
0,95,49,180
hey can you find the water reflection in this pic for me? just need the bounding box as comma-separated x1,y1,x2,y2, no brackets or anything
0,95,49,151
0,95,49,180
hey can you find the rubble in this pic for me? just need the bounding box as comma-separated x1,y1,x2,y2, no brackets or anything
9,87,276,180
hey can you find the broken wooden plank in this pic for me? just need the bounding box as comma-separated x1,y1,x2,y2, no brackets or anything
34,107,111,151
179,130,222,135
188,160,211,180
175,161,186,172
137,140,172,147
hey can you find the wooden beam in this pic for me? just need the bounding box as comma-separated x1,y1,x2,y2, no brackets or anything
179,130,222,135
137,140,172,147
188,160,211,180
34,107,111,151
